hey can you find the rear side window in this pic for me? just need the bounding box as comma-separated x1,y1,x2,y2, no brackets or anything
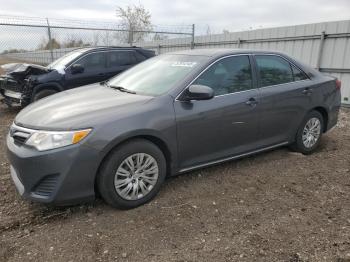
193,55,253,96
78,52,106,70
108,51,137,67
291,65,308,81
256,55,293,87
134,51,147,62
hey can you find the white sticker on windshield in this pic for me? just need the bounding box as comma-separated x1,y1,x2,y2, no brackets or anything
171,62,197,67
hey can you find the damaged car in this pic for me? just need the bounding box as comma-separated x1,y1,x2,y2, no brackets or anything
0,46,155,107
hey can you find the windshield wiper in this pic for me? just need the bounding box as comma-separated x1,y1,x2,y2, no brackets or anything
104,83,136,94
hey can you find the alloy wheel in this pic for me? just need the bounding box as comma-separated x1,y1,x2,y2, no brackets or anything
114,153,159,200
302,117,321,148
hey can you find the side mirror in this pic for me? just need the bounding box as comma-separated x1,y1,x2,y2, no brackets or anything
182,84,214,101
71,64,84,74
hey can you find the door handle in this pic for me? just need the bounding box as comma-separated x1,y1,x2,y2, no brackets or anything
302,88,313,95
245,97,258,106
98,73,106,76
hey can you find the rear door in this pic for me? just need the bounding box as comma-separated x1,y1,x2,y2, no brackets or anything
254,54,313,146
174,55,261,170
65,51,107,88
105,50,138,79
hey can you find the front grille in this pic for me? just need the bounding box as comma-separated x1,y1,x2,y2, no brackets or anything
32,174,59,197
11,130,31,146
0,76,22,92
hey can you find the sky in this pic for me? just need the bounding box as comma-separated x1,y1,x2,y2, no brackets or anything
0,0,350,33
0,0,350,52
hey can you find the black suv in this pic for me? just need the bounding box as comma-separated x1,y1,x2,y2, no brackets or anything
0,47,155,106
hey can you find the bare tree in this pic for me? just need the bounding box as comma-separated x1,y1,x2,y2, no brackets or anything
206,25,211,35
63,34,85,48
153,33,168,41
92,32,100,46
116,4,153,44
101,31,112,46
37,36,61,50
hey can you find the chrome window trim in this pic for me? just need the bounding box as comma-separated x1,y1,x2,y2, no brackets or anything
258,79,311,90
213,88,257,98
253,53,311,89
175,53,253,101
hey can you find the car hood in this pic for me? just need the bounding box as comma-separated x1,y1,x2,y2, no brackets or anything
15,84,154,130
1,63,49,79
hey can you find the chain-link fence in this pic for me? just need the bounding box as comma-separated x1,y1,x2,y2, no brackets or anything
0,15,194,64
0,15,350,104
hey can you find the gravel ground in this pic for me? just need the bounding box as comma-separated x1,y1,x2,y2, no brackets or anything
0,104,349,262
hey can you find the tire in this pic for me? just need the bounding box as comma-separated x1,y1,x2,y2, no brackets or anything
291,110,324,155
97,139,166,209
33,89,58,102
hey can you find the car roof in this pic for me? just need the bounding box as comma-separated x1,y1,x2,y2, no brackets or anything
167,48,288,57
72,46,147,53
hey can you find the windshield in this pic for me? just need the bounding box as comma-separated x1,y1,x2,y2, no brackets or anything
47,50,84,70
107,54,207,96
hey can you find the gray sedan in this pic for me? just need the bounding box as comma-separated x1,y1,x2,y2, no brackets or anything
7,49,341,209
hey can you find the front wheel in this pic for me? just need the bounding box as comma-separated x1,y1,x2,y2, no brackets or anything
97,139,166,209
291,110,324,155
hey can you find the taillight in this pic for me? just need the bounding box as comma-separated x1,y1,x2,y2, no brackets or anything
335,79,341,90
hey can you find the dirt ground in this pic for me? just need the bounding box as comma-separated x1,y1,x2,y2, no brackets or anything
0,104,349,262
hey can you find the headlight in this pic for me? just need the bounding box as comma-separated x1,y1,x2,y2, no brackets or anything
25,129,91,151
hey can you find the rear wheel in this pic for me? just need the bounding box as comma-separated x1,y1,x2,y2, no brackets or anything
291,110,324,155
33,89,58,102
97,139,166,209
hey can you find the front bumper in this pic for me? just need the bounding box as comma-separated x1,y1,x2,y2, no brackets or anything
6,133,101,205
0,88,22,106
0,76,23,105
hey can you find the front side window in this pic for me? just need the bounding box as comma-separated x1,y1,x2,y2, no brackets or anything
256,55,294,87
193,55,253,96
47,50,84,70
78,52,106,70
108,51,137,67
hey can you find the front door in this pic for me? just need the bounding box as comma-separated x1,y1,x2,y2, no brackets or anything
174,55,261,170
65,51,107,89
